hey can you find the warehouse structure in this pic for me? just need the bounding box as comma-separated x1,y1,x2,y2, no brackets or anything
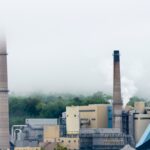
12,119,58,147
80,128,135,150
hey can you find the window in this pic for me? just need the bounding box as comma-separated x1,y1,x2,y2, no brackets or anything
140,118,150,120
79,110,95,112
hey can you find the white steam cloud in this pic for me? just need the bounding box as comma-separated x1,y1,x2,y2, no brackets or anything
121,77,138,107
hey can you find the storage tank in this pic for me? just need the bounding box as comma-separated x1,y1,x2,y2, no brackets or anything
134,102,145,114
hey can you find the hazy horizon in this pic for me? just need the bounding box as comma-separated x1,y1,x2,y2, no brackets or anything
0,0,150,105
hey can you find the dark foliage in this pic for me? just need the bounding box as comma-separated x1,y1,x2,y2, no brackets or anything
9,91,111,127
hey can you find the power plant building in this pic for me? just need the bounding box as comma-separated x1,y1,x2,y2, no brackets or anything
66,104,112,135
11,50,150,150
79,50,136,150
80,128,134,150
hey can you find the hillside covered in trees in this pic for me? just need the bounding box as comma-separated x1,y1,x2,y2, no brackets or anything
9,92,111,127
9,91,148,127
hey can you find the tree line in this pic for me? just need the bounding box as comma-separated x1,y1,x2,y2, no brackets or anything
9,91,148,128
9,91,111,127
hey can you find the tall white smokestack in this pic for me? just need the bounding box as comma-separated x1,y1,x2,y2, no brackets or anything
0,36,9,149
113,50,123,129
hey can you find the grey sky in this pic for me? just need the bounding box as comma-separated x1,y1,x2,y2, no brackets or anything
0,0,150,102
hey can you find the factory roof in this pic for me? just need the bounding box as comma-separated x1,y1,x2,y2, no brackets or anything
80,128,121,134
25,118,58,128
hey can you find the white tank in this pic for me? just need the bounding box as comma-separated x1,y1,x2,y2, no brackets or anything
134,102,145,114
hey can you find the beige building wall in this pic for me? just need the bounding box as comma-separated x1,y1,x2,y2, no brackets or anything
66,104,110,135
43,125,60,142
134,114,150,143
134,102,145,114
15,147,41,150
80,104,109,128
66,106,80,135
39,142,57,150
56,137,79,150
79,105,98,128
97,105,109,128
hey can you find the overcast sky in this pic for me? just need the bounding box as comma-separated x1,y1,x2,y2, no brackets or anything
0,0,150,103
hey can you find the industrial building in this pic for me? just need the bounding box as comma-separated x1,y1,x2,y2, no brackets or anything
80,128,134,150
1,30,150,149
122,101,150,145
15,147,41,150
56,137,79,150
40,122,79,150
79,50,134,150
12,119,58,148
10,50,150,150
66,104,112,135
136,124,150,150
43,125,60,142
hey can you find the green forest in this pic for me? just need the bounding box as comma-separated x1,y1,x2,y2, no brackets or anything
9,91,147,127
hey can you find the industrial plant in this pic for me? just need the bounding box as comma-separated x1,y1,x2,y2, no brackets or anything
1,38,150,150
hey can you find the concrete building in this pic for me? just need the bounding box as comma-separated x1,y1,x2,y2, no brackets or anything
134,102,145,114
66,104,112,135
43,125,60,142
56,137,79,150
0,37,10,149
25,119,58,128
66,106,80,135
12,119,58,147
113,50,123,129
79,50,136,150
42,124,79,150
136,124,150,150
15,147,41,150
80,128,134,150
134,113,150,143
13,50,149,149
123,101,150,145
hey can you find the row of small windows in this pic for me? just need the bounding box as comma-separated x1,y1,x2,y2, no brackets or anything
134,117,150,120
15,149,39,150
67,114,96,120
79,110,95,112
57,139,78,143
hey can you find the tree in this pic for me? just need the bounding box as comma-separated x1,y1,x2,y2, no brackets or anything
127,96,145,107
54,144,68,150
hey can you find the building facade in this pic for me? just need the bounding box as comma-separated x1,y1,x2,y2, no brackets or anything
66,104,112,135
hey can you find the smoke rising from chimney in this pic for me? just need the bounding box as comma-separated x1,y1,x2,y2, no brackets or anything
122,77,138,107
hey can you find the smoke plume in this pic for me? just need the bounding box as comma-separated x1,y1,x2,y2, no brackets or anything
121,77,138,107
